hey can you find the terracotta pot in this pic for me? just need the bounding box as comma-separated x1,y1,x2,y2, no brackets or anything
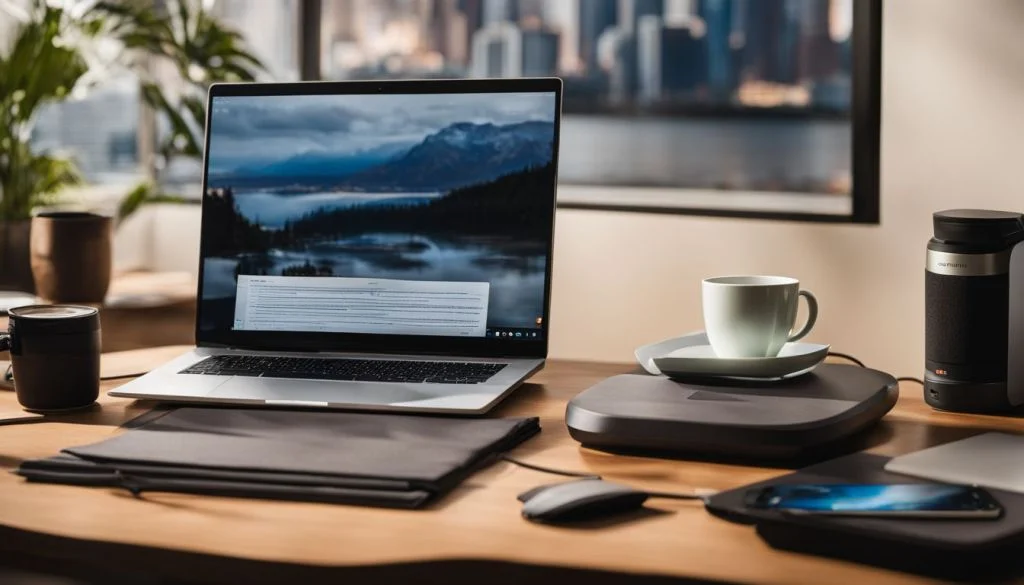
30,212,112,303
0,220,36,293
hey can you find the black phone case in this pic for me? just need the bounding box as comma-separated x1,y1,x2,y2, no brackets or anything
706,453,1024,581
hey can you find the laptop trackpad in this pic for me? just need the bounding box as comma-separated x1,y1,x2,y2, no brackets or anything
209,377,431,405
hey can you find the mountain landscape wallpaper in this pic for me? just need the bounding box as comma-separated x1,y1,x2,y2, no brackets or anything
199,92,559,334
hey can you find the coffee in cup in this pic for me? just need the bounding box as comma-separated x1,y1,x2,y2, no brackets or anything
0,305,101,412
702,276,818,358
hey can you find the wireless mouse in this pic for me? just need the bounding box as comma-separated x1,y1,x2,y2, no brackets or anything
518,479,650,523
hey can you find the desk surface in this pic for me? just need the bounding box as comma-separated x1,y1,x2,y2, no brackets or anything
1,348,1021,585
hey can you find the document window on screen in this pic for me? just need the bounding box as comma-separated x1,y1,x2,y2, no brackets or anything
233,275,490,337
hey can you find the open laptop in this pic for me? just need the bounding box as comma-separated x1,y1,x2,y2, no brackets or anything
111,78,562,415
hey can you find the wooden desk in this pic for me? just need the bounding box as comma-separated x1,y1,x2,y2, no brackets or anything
0,349,1021,585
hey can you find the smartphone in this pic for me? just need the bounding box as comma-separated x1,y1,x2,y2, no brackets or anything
744,483,1003,519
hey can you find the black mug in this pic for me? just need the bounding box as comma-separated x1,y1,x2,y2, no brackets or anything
0,305,101,412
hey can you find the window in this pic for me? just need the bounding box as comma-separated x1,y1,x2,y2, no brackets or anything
213,0,300,82
0,9,142,188
31,76,142,186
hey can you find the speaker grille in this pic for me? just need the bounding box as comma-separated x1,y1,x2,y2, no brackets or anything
925,270,1008,381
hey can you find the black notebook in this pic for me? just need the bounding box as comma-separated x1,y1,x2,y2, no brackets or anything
17,408,540,509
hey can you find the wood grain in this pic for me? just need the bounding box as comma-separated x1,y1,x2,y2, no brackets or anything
0,351,1021,585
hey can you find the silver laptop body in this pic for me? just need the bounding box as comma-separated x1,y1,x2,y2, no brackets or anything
111,78,562,415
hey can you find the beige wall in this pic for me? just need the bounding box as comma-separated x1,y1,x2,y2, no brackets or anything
138,0,1024,378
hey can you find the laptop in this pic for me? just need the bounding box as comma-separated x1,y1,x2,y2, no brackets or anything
111,78,562,415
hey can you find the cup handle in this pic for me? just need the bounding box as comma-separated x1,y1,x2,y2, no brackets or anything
787,290,818,342
0,334,9,352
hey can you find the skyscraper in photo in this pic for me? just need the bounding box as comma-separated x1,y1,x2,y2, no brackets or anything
700,0,736,97
797,0,840,82
521,29,561,76
578,0,618,74
459,0,486,64
517,0,546,23
482,0,519,24
638,16,708,103
428,0,470,65
598,26,635,104
742,0,797,84
618,0,664,33
636,15,662,102
775,0,803,84
470,21,523,77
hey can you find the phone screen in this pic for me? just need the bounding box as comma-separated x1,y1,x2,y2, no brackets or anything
746,483,1002,517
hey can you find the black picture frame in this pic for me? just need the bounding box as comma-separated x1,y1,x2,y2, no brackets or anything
557,0,883,224
297,0,882,224
294,0,880,224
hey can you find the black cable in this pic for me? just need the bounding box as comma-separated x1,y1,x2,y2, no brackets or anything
500,455,602,480
827,352,866,368
501,456,713,502
101,372,151,381
3,364,148,384
829,352,924,386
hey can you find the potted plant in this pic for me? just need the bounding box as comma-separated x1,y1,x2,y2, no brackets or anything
0,2,92,292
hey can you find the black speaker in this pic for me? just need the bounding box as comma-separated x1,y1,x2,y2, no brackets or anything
925,209,1024,413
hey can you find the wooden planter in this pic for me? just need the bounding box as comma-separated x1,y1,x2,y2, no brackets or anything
0,220,35,293
30,212,113,303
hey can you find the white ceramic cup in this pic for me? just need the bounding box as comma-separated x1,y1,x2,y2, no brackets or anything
701,275,818,358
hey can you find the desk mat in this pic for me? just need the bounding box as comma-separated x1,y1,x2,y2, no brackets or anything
706,453,1024,580
17,407,540,509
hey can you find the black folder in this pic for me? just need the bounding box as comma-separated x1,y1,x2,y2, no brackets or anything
16,408,540,509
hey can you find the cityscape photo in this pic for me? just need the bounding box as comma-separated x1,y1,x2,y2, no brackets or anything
199,92,558,335
322,0,855,196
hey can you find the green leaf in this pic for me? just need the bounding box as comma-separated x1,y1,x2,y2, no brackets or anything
117,180,186,223
0,1,88,219
0,138,82,221
141,81,202,158
179,94,207,131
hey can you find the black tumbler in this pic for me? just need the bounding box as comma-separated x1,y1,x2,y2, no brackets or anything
925,210,1024,413
0,305,101,412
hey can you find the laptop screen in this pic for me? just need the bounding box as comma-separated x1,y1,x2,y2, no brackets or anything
197,83,559,348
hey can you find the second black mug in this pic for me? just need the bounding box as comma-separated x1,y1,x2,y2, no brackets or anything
0,305,101,412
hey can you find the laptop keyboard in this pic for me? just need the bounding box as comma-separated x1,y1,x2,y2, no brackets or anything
180,355,508,384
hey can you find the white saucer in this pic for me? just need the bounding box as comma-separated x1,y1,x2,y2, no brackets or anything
653,341,830,380
634,331,708,376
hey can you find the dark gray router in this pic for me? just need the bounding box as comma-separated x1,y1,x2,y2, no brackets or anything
565,364,898,460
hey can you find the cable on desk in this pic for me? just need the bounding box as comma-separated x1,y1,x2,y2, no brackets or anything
827,352,866,368
828,352,924,386
500,456,716,502
101,371,151,381
499,455,602,480
3,364,150,383
896,377,925,386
